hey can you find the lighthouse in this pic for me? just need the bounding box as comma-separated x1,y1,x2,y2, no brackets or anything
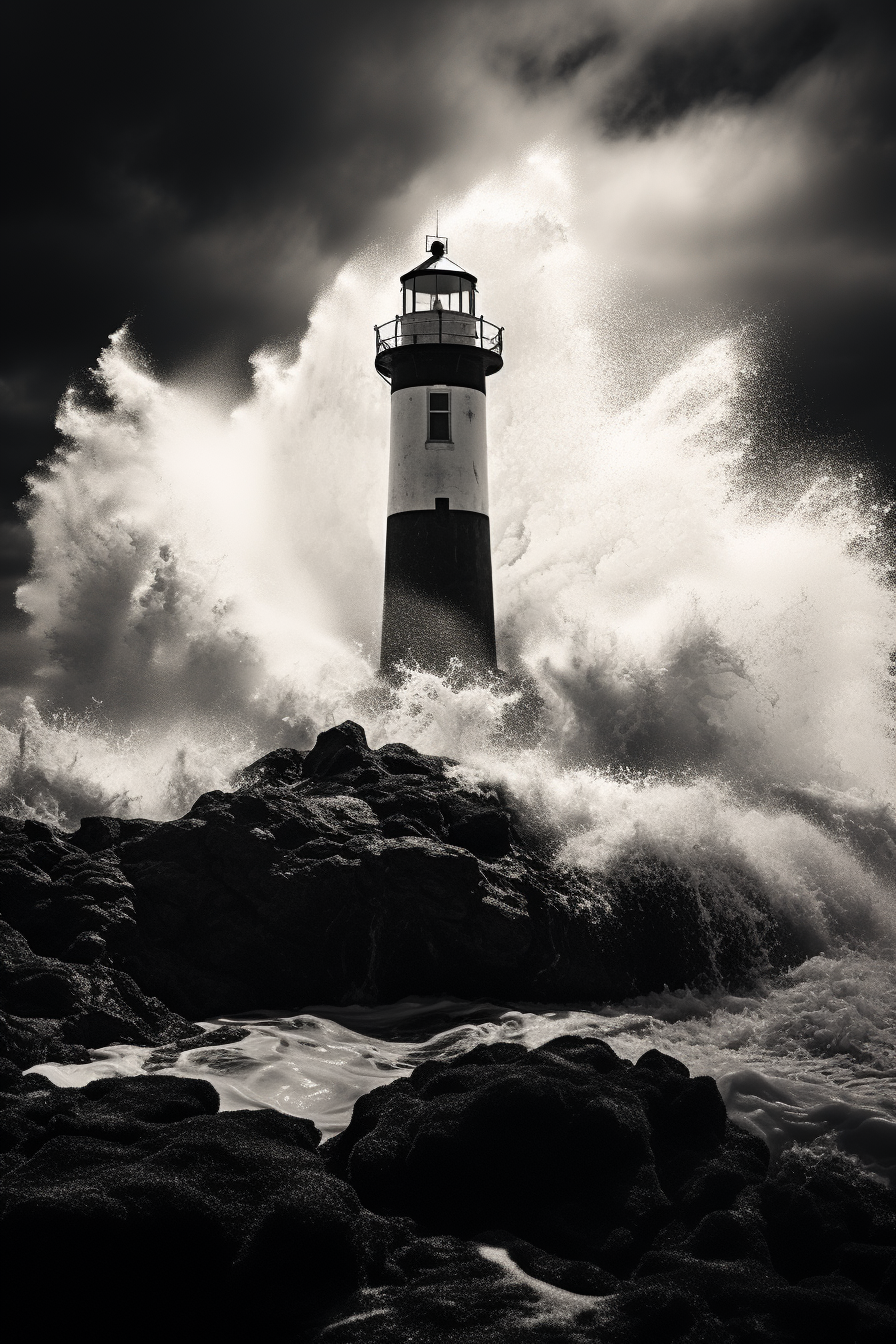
374,238,503,677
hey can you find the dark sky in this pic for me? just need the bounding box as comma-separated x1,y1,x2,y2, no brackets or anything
3,0,894,617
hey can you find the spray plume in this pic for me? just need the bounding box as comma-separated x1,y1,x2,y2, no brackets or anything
0,151,892,969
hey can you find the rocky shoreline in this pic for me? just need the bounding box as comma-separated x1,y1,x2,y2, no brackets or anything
1,720,799,1065
2,723,895,1340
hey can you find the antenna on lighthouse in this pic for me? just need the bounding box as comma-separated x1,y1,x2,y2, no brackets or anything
426,210,448,256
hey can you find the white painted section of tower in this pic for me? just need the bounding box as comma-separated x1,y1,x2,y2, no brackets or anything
387,386,489,516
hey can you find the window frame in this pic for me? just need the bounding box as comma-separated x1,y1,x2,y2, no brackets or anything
403,276,476,314
427,388,452,444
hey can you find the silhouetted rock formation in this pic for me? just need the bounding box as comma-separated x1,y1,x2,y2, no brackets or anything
318,1040,896,1340
0,1067,407,1338
1,721,804,1032
323,1037,739,1271
1,1041,894,1342
0,816,217,1068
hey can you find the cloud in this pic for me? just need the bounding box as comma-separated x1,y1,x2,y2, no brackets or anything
599,1,838,133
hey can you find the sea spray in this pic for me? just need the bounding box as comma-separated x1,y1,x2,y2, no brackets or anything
5,155,896,1170
3,156,891,815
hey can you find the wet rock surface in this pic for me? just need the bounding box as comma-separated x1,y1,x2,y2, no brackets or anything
1,1040,894,1341
0,817,205,1069
3,721,806,1028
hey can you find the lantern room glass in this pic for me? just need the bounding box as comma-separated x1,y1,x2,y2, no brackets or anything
402,273,476,315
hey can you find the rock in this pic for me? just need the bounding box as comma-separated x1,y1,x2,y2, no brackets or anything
0,721,810,1022
0,720,842,1042
750,1146,896,1283
446,809,511,858
377,742,445,777
0,915,193,1069
0,818,141,963
318,1037,896,1342
0,1065,541,1342
1,1033,894,1343
838,1240,896,1294
323,1038,724,1271
235,746,309,790
302,721,379,779
68,814,158,853
2,727,893,1340
0,1070,412,1339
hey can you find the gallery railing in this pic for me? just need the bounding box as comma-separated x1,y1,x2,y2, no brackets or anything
374,312,504,357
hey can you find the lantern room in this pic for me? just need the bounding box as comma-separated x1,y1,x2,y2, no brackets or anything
400,239,476,314
374,237,503,381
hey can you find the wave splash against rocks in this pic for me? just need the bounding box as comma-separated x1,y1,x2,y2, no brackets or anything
5,718,882,1069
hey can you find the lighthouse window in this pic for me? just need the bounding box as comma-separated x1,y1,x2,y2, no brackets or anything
428,391,451,441
404,275,475,315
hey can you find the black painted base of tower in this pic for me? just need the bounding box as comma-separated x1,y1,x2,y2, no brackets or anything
380,508,497,677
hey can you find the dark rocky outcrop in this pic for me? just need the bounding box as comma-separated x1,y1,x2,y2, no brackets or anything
0,1067,420,1339
322,1037,740,1271
1,722,805,1029
0,917,196,1069
317,1041,896,1339
1,1041,894,1342
0,817,214,1068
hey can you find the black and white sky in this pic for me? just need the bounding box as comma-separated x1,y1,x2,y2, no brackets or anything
3,0,894,612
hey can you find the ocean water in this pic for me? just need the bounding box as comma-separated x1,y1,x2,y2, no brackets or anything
33,958,896,1184
5,152,895,1177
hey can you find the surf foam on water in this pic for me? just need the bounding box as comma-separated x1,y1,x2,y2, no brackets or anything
6,150,896,1172
31,957,896,1181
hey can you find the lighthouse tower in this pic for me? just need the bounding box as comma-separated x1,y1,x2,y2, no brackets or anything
374,238,503,677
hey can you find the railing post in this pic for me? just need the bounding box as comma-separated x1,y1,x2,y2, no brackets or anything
479,314,483,347
438,308,442,344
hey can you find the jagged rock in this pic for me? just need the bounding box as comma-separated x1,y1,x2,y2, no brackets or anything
302,720,378,779
0,812,199,1069
0,916,194,1069
68,814,158,853
0,722,806,1025
0,815,141,961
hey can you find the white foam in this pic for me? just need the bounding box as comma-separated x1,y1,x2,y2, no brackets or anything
29,960,896,1181
478,1244,612,1326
